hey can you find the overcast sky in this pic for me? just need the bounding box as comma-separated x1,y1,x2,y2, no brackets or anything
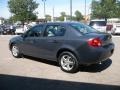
0,0,92,19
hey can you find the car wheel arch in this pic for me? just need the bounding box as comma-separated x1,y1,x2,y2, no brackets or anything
56,48,79,61
10,42,16,50
57,49,80,73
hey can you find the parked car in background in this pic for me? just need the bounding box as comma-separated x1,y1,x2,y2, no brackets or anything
111,23,120,35
0,25,3,35
1,25,15,35
89,19,107,32
4,25,10,34
9,22,114,73
106,24,113,33
15,25,28,35
9,25,16,35
15,25,24,35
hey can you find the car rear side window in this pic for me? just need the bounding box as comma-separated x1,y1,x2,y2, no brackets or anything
44,25,66,37
70,23,98,34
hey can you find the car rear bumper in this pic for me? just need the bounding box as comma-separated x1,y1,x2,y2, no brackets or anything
77,43,115,65
114,30,120,34
111,28,120,34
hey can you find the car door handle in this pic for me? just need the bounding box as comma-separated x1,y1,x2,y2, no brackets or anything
29,40,34,43
48,40,58,43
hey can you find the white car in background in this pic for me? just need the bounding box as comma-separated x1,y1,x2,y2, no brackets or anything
89,19,107,32
111,23,120,35
15,25,28,35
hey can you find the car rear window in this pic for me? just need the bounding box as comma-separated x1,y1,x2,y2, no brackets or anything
89,21,106,26
70,23,98,34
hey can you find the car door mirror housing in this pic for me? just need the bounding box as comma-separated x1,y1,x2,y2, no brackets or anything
21,33,27,38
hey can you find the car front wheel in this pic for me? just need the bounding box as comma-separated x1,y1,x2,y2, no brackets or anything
11,44,21,58
58,52,79,73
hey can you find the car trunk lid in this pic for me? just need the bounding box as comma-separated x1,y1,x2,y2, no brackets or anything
85,32,112,46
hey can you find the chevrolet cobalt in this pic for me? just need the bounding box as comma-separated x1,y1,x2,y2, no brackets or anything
9,22,114,73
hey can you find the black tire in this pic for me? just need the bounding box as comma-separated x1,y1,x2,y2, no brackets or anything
58,51,79,73
11,44,21,58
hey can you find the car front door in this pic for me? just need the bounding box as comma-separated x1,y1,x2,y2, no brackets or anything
21,25,44,57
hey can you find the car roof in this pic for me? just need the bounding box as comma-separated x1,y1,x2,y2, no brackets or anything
38,22,81,25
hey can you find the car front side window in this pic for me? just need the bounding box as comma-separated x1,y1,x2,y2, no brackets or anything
25,25,43,37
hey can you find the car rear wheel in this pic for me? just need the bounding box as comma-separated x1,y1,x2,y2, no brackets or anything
58,52,79,73
11,44,21,58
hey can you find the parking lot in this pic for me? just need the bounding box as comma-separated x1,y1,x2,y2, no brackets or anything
0,35,120,90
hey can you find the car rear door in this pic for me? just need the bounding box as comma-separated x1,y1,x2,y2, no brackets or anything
38,24,66,60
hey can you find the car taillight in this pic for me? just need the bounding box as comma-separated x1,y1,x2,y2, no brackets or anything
106,24,113,31
88,38,102,47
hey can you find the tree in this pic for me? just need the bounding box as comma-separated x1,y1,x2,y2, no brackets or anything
75,10,83,21
91,0,120,21
59,12,66,21
8,15,17,24
8,0,39,25
45,14,51,21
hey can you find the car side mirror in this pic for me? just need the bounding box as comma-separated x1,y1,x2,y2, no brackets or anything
21,33,27,38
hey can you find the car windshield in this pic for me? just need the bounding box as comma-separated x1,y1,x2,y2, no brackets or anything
89,21,106,26
70,23,98,34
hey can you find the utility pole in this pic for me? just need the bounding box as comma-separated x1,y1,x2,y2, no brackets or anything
70,0,72,21
52,6,54,22
85,0,86,21
42,0,46,18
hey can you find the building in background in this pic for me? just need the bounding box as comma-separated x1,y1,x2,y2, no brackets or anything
0,17,4,25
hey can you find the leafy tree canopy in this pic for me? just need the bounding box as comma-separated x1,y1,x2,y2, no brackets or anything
91,0,120,20
75,10,83,21
8,0,39,24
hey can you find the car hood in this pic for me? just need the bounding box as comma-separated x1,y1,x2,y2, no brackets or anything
10,35,22,42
